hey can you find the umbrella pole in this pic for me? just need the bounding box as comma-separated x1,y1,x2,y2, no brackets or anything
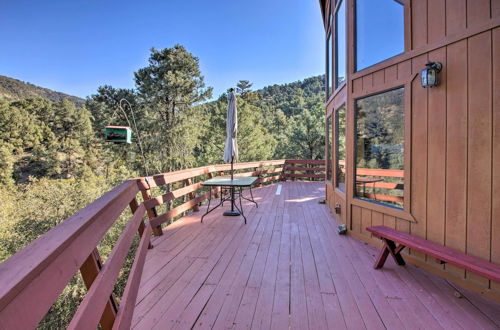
231,157,235,211
224,156,240,216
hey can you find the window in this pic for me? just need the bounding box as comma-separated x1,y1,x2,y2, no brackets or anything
326,115,333,181
356,0,404,71
355,88,404,208
335,0,346,88
335,106,346,191
326,32,333,99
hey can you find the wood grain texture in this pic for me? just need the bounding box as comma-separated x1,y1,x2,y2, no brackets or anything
492,27,500,292
466,31,492,285
467,0,491,27
446,0,466,35
428,0,446,44
426,47,447,247
445,39,468,278
132,183,500,329
410,54,428,243
494,0,500,18
412,0,428,49
351,205,362,233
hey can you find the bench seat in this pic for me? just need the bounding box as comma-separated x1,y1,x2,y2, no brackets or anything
366,225,500,283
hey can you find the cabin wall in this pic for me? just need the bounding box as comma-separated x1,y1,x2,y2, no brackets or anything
324,0,500,298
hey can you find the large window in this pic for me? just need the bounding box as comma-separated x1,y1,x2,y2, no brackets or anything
335,0,346,88
355,88,404,208
326,115,333,181
335,106,346,191
326,32,333,99
356,0,404,71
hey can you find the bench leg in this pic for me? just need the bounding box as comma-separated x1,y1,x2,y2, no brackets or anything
374,239,406,269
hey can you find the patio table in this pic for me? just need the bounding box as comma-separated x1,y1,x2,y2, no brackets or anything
356,176,383,197
200,176,259,224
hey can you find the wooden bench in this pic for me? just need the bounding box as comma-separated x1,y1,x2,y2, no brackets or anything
366,225,500,283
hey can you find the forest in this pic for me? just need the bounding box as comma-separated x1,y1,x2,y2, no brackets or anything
0,45,325,327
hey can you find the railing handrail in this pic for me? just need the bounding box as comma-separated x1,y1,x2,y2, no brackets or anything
136,160,288,189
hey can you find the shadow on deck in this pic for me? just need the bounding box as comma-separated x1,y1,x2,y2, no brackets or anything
132,182,500,329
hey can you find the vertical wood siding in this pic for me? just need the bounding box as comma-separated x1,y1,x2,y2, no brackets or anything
325,0,500,293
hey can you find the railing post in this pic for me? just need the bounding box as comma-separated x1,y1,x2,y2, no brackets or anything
281,162,287,181
253,167,263,187
139,178,163,236
208,172,221,198
184,178,199,211
80,249,118,330
129,198,153,249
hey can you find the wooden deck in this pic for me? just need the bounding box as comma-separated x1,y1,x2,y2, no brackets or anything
132,182,500,330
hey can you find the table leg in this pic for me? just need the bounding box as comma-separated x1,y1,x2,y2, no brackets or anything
240,186,258,208
201,189,212,223
201,187,225,223
235,186,247,224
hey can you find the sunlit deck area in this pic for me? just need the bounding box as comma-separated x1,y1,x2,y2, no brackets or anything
131,181,500,330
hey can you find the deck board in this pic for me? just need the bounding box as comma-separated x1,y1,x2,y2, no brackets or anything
133,182,500,329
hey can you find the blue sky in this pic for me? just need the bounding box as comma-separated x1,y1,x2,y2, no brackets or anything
0,0,325,99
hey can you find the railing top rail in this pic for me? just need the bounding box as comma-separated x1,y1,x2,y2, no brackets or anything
135,160,287,189
285,159,325,165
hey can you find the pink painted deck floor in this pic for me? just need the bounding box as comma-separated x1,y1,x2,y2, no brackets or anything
132,182,500,330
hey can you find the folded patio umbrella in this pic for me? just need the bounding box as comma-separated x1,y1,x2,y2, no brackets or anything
223,89,238,178
222,89,240,216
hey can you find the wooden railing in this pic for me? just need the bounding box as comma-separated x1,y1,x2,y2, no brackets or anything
138,160,288,235
0,180,150,330
355,168,404,204
0,159,325,329
283,159,326,180
137,159,327,235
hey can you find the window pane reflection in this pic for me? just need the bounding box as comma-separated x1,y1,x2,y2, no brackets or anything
356,0,404,71
355,88,404,208
326,33,333,99
335,106,346,191
335,0,346,88
327,115,333,181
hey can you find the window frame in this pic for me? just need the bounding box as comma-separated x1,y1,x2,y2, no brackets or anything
352,86,408,213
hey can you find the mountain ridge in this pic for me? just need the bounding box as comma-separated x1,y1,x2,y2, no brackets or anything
0,75,85,106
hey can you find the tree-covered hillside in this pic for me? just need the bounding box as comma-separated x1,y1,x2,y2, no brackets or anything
0,45,325,328
0,75,85,106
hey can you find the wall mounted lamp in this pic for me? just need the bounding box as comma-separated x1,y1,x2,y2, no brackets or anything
421,61,442,88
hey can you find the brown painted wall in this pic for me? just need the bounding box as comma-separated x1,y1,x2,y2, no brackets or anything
323,0,500,298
